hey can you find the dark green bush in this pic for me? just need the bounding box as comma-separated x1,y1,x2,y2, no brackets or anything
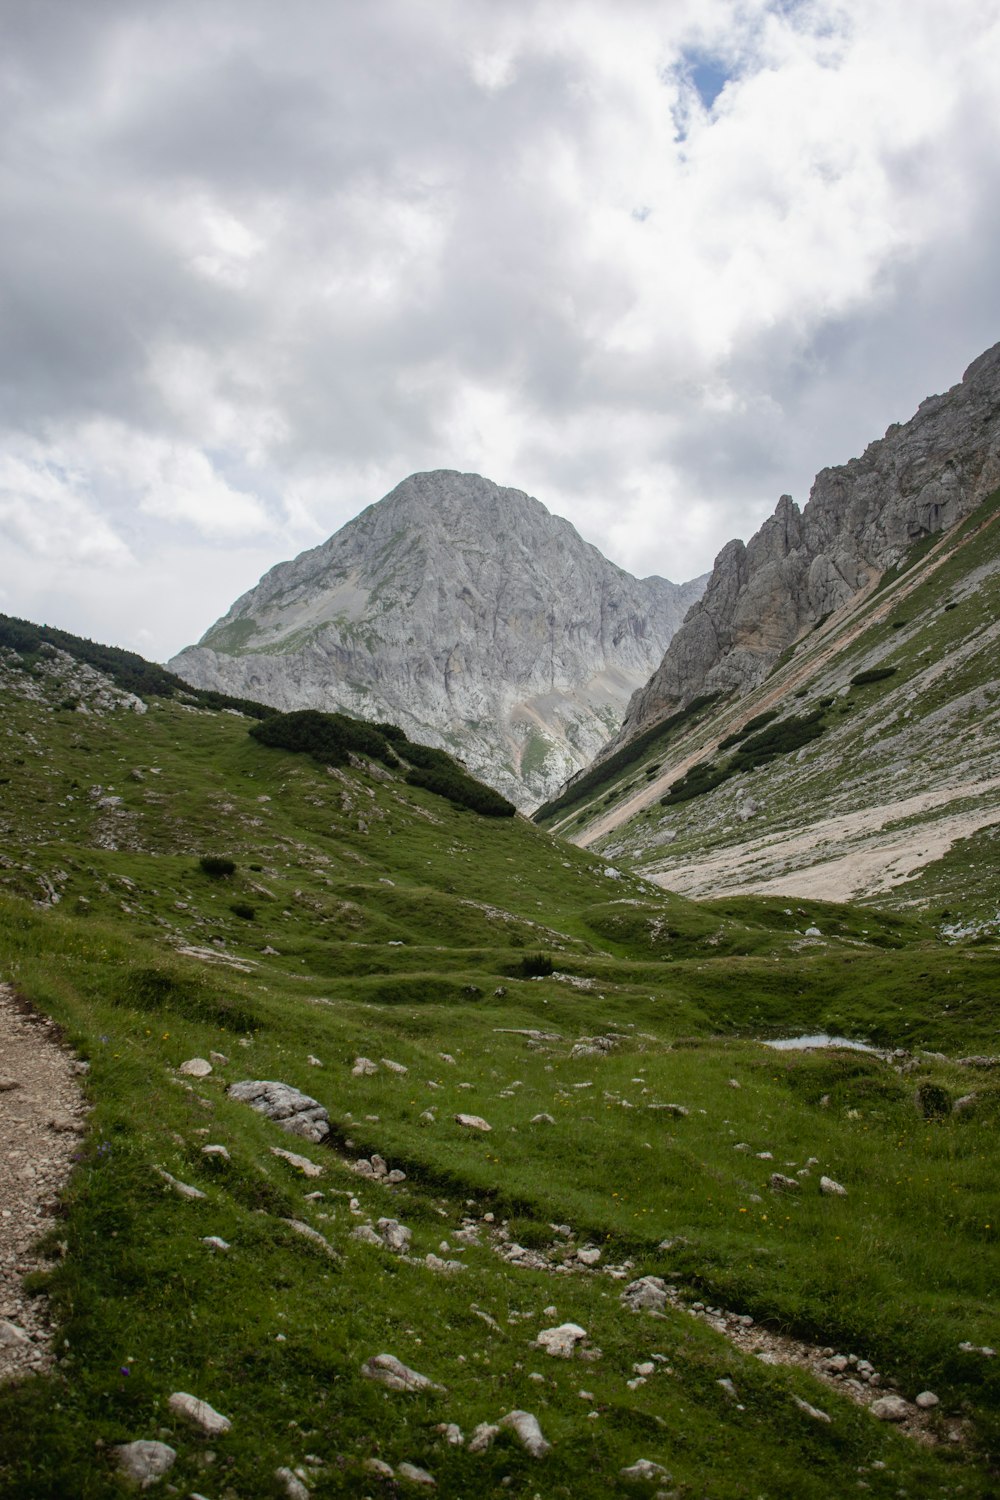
230,901,256,921
519,952,554,977
915,1081,951,1119
851,666,898,686
199,855,236,878
250,708,397,767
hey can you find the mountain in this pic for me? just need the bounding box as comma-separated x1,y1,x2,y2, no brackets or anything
168,471,705,810
535,346,1000,918
610,342,1000,748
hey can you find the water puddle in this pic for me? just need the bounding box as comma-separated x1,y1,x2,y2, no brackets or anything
762,1033,879,1053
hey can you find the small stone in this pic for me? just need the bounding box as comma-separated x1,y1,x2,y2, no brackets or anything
871,1395,912,1422
819,1176,847,1196
499,1409,551,1457
115,1439,177,1487
386,1168,407,1184
0,1320,30,1346
531,1113,555,1124
381,1058,409,1075
352,1057,379,1076
915,1391,940,1409
792,1395,831,1423
769,1173,801,1193
209,1051,229,1066
435,1423,464,1446
201,1236,230,1251
397,1461,436,1486
455,1114,491,1132
351,1224,384,1247
620,1458,672,1483
275,1466,310,1500
364,1457,396,1477
227,1079,330,1143
167,1391,231,1436
716,1377,737,1400
377,1217,412,1254
179,1057,212,1078
201,1144,230,1161
307,1054,323,1067
635,1362,655,1377
281,1219,339,1259
576,1246,601,1266
271,1146,323,1178
467,1422,499,1454
419,1109,436,1124
360,1353,447,1394
154,1168,206,1201
535,1323,587,1358
620,1277,668,1313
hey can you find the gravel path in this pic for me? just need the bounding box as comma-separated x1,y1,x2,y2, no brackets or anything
0,983,87,1384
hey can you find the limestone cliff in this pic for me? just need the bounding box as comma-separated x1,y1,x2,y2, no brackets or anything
169,470,704,808
612,342,1000,746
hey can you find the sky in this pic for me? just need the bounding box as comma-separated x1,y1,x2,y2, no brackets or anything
2,0,1000,663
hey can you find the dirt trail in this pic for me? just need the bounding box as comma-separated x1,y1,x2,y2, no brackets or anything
0,984,87,1383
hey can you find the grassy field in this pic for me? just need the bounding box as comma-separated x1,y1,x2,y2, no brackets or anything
0,643,998,1498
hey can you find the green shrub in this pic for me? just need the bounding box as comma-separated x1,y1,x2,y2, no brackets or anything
851,666,898,686
230,901,256,921
519,952,554,977
199,855,236,878
915,1080,951,1119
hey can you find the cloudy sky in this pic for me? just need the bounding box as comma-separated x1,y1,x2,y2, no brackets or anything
2,0,999,662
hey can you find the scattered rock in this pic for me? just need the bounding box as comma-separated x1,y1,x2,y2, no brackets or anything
0,1321,30,1346
227,1080,330,1143
275,1466,310,1500
360,1353,446,1394
958,1341,996,1356
281,1218,339,1259
620,1277,668,1314
200,1144,230,1161
455,1114,491,1132
377,1217,412,1254
467,1422,499,1454
871,1395,912,1422
209,1051,229,1066
115,1439,177,1488
535,1323,587,1358
381,1058,409,1075
819,1176,847,1196
620,1458,672,1483
351,1224,384,1247
915,1391,940,1409
271,1146,323,1178
499,1409,551,1457
792,1395,831,1423
364,1457,396,1477
769,1173,801,1193
575,1246,601,1266
435,1422,464,1445
352,1057,379,1077
397,1460,436,1486
201,1236,230,1251
179,1057,213,1078
154,1168,206,1201
167,1391,231,1436
531,1113,555,1124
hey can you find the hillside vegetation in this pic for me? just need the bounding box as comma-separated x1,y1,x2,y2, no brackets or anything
548,488,1000,927
0,632,997,1497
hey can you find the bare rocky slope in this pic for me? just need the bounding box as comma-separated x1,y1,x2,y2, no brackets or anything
170,471,704,808
609,342,1000,751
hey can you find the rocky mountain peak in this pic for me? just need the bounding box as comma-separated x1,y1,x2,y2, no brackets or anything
169,470,706,808
610,341,1000,748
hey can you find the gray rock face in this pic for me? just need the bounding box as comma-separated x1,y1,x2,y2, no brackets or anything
613,343,1000,744
169,470,704,809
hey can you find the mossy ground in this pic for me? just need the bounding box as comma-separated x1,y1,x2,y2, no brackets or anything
0,657,997,1497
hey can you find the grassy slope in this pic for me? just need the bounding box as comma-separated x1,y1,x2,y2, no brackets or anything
564,491,1000,923
0,650,998,1498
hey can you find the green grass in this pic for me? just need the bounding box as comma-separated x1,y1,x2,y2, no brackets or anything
0,645,998,1496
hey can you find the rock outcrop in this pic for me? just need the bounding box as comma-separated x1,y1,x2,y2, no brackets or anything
169,471,704,808
612,342,1000,746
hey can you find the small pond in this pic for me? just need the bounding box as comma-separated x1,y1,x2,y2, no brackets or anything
762,1033,880,1054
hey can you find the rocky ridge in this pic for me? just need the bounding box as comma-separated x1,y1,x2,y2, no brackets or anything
612,342,1000,748
169,471,704,809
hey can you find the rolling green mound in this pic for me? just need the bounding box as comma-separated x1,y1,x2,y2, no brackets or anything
0,628,997,1497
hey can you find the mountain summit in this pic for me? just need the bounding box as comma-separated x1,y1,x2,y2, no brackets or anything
169,470,705,807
